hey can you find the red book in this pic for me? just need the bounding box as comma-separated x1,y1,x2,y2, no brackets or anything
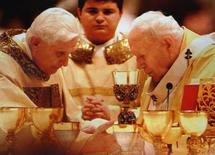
181,84,199,110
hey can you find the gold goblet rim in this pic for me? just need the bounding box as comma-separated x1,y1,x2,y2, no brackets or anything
142,110,174,114
29,107,63,111
0,107,28,110
179,110,208,116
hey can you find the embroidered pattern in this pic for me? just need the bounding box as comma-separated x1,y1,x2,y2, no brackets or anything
197,83,215,127
0,29,49,81
104,39,133,64
70,38,133,65
70,38,94,64
23,84,62,107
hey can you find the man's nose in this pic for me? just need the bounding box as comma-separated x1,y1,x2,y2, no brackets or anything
95,12,105,23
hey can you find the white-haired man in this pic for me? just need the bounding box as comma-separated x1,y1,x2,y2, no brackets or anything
128,11,215,113
0,8,79,110
0,7,83,154
0,7,123,155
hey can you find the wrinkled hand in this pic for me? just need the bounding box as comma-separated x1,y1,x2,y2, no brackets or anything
82,96,110,121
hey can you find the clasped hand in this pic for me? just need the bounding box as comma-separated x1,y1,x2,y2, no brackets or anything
82,96,110,121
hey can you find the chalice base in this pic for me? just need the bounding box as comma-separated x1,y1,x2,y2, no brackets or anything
186,136,209,155
153,137,170,155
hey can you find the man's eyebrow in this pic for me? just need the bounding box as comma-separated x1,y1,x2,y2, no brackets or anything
85,7,97,10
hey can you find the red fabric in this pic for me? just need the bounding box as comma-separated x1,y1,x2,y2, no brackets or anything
181,84,199,110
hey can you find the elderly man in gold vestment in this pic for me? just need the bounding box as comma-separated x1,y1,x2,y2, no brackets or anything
0,7,123,154
127,11,215,155
0,8,79,109
128,11,215,117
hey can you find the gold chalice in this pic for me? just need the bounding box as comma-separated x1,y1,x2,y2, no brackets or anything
53,122,80,154
30,107,63,134
179,111,208,155
29,107,63,151
142,110,173,155
107,124,142,154
112,70,146,124
0,107,26,154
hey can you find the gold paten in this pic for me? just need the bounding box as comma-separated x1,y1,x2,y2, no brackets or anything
104,38,133,64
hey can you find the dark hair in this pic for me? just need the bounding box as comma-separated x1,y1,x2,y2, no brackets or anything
78,0,124,12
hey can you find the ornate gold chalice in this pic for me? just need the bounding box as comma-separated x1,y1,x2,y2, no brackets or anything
53,121,80,154
179,111,208,155
142,110,174,155
112,70,146,124
0,107,26,154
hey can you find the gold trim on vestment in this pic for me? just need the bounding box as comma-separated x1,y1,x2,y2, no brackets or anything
69,87,114,96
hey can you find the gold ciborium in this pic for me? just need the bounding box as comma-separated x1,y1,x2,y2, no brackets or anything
142,110,173,155
179,111,208,155
112,70,146,124
0,107,26,154
107,124,143,154
53,122,80,154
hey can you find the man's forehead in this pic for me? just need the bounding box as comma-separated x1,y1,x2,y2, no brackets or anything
83,0,116,7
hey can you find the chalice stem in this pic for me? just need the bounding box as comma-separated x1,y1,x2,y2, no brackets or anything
6,130,16,155
153,136,169,155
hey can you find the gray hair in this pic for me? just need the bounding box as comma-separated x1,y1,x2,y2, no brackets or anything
130,11,183,41
26,7,79,44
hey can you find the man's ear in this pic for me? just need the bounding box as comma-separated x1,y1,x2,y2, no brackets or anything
29,36,41,49
162,35,175,53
